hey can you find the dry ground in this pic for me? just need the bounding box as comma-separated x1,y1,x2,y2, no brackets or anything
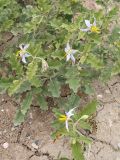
0,76,120,160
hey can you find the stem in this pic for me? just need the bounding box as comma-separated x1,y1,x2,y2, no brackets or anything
31,55,43,61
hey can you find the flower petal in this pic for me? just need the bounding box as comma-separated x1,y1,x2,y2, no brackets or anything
93,18,96,26
22,55,27,63
65,120,69,132
70,54,75,64
24,44,30,50
24,53,30,57
65,42,71,52
19,44,24,50
66,54,71,61
66,107,76,118
80,28,90,32
72,49,78,55
85,20,91,28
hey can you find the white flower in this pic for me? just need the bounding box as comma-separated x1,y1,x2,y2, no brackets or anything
65,42,78,64
80,18,100,33
18,44,31,63
59,108,76,132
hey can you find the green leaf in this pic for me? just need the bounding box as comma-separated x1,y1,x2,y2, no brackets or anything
37,95,48,110
48,79,61,97
16,81,31,94
84,84,94,95
79,100,98,117
66,77,80,93
65,93,80,111
30,76,41,87
77,135,92,144
9,55,23,75
26,61,38,80
21,92,33,115
111,61,120,76
86,53,104,70
71,142,84,160
108,7,118,17
14,110,25,126
8,80,22,96
0,78,12,93
65,67,80,93
79,121,91,130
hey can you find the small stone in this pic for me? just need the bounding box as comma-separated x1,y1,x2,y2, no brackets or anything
97,94,103,99
2,142,9,149
2,98,4,102
31,143,39,149
117,143,120,149
11,127,15,131
1,109,4,112
29,113,33,119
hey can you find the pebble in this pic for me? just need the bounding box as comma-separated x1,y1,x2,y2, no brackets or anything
117,143,120,149
2,98,4,102
29,113,33,119
1,109,4,112
2,142,9,149
31,142,39,149
97,94,103,99
11,127,15,131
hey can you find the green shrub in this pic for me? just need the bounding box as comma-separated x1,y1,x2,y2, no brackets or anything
0,0,120,159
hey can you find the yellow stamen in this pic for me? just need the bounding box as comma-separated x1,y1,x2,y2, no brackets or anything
90,26,100,33
64,49,72,57
59,114,67,121
16,50,21,57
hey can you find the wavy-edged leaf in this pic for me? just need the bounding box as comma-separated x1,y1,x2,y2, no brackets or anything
77,135,92,144
65,93,80,111
8,80,22,96
86,53,104,70
66,77,80,93
30,76,41,87
14,110,25,126
71,142,84,160
79,100,98,117
0,78,12,93
48,79,61,97
21,92,33,115
16,80,31,94
26,61,38,80
9,55,23,75
79,120,91,131
111,61,120,76
37,95,48,110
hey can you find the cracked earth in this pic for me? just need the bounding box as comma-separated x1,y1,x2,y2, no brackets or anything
0,76,120,160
